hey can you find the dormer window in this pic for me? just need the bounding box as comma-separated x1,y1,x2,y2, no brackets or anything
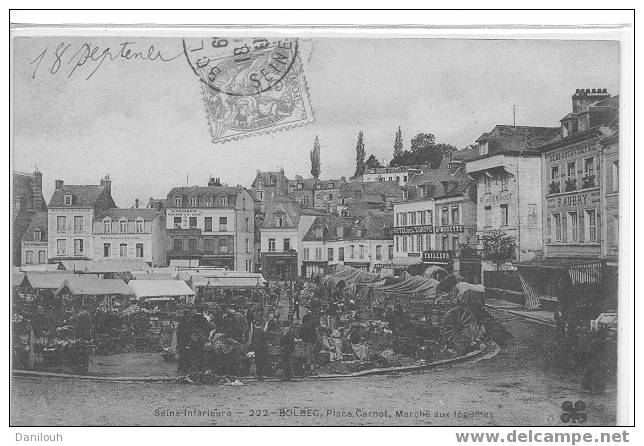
64,195,73,205
329,183,334,188
205,196,212,207
275,214,284,227
135,218,144,233
119,219,128,233
479,141,489,156
297,183,303,190
103,218,112,233
189,196,198,207
219,196,228,206
258,180,263,188
315,227,324,238
174,196,182,207
33,230,42,241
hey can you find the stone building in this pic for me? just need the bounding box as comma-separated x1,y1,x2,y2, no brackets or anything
250,168,293,212
360,165,428,186
13,169,47,266
465,125,560,264
47,176,116,261
287,176,317,208
165,180,254,271
93,206,167,266
20,210,48,266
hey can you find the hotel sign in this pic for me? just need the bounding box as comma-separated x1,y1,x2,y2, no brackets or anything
422,250,455,262
168,228,201,236
393,225,433,235
434,225,465,233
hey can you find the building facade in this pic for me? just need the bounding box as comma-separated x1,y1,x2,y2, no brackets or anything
165,182,255,271
47,176,116,262
13,169,47,266
93,207,167,266
301,214,393,277
466,125,560,264
312,178,346,212
250,169,293,212
21,211,48,266
288,176,317,209
360,165,427,186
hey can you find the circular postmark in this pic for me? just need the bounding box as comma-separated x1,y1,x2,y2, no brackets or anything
183,37,299,97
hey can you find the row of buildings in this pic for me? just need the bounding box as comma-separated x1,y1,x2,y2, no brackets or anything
14,88,619,292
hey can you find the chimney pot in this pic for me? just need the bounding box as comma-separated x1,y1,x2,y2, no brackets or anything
591,88,596,93
55,179,64,190
135,198,139,209
586,88,590,93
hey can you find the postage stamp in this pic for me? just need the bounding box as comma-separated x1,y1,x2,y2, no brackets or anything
183,37,314,143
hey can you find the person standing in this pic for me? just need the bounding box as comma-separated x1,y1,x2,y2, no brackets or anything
72,306,92,342
280,325,296,381
252,325,270,380
176,309,193,374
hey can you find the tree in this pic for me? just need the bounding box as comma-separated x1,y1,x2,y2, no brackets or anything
481,231,517,270
310,135,321,179
354,130,366,177
389,132,457,168
365,154,383,169
393,126,403,158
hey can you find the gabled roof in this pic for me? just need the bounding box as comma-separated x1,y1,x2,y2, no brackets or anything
261,197,303,229
21,272,87,290
406,168,472,199
21,211,48,242
339,181,402,199
475,125,560,153
128,280,195,298
56,277,133,296
96,208,159,221
303,212,393,242
292,178,317,190
49,185,108,208
251,170,289,188
166,185,247,206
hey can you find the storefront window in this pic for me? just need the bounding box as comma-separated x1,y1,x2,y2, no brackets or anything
38,251,46,264
568,212,578,243
104,243,111,257
586,209,597,242
136,243,144,258
188,238,197,251
218,238,228,253
484,206,492,227
173,238,183,251
552,213,562,242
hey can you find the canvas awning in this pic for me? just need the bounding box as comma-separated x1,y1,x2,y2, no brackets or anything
20,272,88,290
376,275,440,296
59,259,152,274
127,280,195,299
55,277,133,296
323,264,381,285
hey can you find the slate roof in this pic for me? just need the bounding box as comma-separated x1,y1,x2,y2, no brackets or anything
20,210,48,242
339,181,402,199
474,125,560,154
96,208,159,221
56,277,133,296
261,197,303,229
406,168,473,199
251,170,289,188
49,185,109,208
303,212,393,242
451,146,479,162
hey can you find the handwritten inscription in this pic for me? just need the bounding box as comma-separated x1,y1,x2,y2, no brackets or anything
29,41,183,80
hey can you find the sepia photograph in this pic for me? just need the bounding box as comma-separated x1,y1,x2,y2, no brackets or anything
8,11,633,433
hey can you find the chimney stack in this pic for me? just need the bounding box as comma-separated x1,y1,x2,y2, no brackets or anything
100,174,112,195
32,170,44,210
55,179,64,190
572,88,610,113
135,198,139,209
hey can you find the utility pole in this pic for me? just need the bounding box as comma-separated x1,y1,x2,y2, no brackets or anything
513,105,516,127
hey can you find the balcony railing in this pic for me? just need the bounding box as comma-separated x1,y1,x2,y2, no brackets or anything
564,178,577,192
582,175,596,189
549,181,560,194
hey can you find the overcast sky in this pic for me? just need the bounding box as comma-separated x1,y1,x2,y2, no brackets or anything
12,36,619,207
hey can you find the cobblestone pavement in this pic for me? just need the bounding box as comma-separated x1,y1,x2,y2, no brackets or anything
10,308,616,426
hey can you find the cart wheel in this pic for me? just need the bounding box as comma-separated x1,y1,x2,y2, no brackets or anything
441,306,481,352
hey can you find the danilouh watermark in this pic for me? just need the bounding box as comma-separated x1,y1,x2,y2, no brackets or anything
15,433,63,442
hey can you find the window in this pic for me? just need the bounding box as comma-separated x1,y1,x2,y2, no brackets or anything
205,196,212,207
338,247,345,261
136,243,144,258
204,238,214,253
64,195,73,205
403,175,408,182
441,207,449,225
425,233,432,251
303,248,310,260
219,217,228,231
484,175,491,193
246,238,250,253
219,196,228,206
188,238,198,251
552,213,562,242
119,243,127,257
388,245,393,259
336,226,344,238
401,237,408,252
104,243,111,257
57,216,66,233
551,165,559,181
567,161,577,180
103,219,112,233
297,196,305,205
328,248,334,261
420,211,426,225
135,219,144,233
451,206,460,225
315,248,323,260
56,239,66,256
174,196,182,206
257,191,264,200
416,235,423,252
500,204,509,226
484,206,492,227
73,239,83,256
586,210,597,243
283,239,291,251
479,141,489,156
584,157,595,177
74,216,83,233
173,217,182,228
612,161,619,192
275,214,284,227
500,174,509,191
268,238,276,252
409,212,416,225
442,235,449,250
33,230,41,241
245,217,250,231
204,217,212,232
188,217,197,228
315,227,324,238
395,236,399,252
173,238,183,251
613,215,619,246
426,210,433,225
190,196,198,207
350,245,355,259
376,245,382,260
568,212,579,243
119,219,127,233
38,251,46,264
402,190,408,200
527,204,537,226
359,245,365,259
25,251,34,264
452,236,460,251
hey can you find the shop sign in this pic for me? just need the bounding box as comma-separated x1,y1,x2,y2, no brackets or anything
22,241,47,247
548,144,596,162
422,250,455,262
434,224,465,233
547,191,600,209
479,192,512,205
393,225,433,235
168,228,201,236
98,234,145,240
167,209,201,216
